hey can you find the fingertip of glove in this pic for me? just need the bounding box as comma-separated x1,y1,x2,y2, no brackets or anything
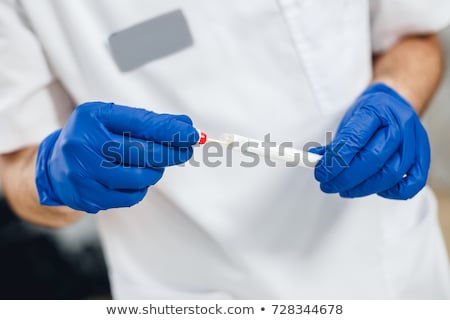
169,120,200,146
339,191,354,199
320,182,337,194
314,164,328,183
309,146,326,155
173,114,194,125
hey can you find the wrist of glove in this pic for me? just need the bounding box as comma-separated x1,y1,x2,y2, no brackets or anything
35,102,199,213
36,129,64,206
312,82,430,200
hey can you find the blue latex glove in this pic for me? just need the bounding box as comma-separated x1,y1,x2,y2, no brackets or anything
36,102,199,213
312,83,430,200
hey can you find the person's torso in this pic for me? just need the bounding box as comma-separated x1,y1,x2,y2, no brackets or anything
19,0,450,299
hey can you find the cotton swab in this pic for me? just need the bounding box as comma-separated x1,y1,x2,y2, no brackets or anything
197,131,321,168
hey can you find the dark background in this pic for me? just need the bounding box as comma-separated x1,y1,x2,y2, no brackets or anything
0,197,110,299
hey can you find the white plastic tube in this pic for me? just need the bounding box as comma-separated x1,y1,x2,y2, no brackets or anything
208,133,321,168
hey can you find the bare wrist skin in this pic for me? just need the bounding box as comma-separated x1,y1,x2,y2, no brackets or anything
0,146,83,228
372,34,444,115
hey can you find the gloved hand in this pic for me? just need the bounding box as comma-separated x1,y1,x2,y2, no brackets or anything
36,102,199,213
311,83,430,200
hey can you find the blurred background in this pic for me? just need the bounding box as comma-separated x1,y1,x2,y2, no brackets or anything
425,26,450,255
0,197,110,299
0,27,450,300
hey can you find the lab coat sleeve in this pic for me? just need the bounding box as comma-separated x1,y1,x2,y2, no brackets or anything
0,0,72,154
370,0,450,53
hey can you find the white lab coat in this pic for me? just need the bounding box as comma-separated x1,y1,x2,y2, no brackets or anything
1,0,450,299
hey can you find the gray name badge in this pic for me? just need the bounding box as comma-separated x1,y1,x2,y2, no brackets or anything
109,9,193,72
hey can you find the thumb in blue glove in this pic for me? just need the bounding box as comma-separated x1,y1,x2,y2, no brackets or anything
36,102,200,213
313,83,430,200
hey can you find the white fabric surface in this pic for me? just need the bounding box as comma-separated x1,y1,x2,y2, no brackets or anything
1,0,450,298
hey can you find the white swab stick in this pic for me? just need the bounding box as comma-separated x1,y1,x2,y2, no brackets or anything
207,133,321,168
205,137,231,145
